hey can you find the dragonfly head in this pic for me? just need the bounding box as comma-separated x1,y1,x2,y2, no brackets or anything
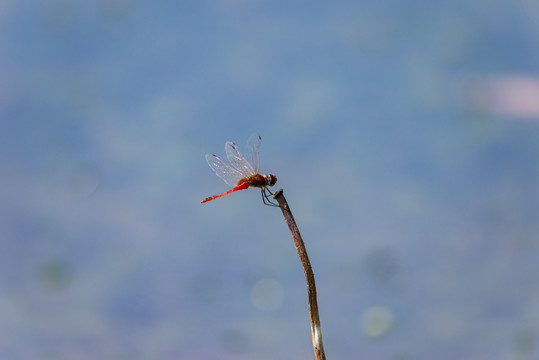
266,174,277,187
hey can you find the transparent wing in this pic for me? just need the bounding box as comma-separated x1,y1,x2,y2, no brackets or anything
205,154,244,187
225,141,256,177
245,133,261,174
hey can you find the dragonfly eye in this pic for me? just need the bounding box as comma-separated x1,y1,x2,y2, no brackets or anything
266,174,277,187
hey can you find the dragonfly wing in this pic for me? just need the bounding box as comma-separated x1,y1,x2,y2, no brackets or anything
225,141,255,177
245,133,261,174
205,154,244,187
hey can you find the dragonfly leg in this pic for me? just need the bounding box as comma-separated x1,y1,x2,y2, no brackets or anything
261,188,280,207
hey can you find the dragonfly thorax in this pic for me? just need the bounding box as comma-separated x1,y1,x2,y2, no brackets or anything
239,173,277,188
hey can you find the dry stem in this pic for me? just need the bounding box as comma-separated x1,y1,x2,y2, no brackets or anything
273,189,326,360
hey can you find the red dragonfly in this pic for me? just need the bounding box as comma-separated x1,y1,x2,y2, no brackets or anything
201,133,278,205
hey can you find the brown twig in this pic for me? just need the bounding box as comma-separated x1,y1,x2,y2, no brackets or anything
273,189,326,360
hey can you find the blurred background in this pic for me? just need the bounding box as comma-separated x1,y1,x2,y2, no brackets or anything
1,0,539,359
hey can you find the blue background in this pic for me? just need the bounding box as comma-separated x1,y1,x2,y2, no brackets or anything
2,0,539,359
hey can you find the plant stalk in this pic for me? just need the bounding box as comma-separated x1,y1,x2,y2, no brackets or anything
273,189,326,360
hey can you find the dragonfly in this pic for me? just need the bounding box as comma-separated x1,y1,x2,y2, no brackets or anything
201,133,278,206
